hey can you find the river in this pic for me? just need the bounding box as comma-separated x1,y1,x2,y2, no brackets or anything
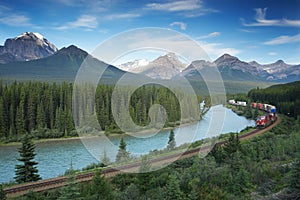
0,105,255,183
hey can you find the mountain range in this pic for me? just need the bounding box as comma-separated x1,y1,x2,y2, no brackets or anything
0,32,299,86
118,53,300,82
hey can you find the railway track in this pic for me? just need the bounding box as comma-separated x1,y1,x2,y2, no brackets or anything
4,116,280,198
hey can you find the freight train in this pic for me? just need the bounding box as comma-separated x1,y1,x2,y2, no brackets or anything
251,102,277,128
228,100,277,128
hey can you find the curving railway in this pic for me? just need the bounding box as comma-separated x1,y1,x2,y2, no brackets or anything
4,115,280,198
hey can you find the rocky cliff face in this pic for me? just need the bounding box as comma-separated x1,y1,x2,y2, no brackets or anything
0,32,57,64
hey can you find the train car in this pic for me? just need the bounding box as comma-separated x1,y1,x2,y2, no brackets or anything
252,102,257,109
237,101,247,106
256,113,276,128
270,106,276,113
228,99,236,105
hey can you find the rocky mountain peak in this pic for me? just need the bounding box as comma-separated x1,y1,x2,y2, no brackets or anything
56,45,87,57
152,53,185,68
0,32,57,63
214,53,238,64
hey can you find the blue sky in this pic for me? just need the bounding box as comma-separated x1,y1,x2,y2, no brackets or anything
0,0,299,64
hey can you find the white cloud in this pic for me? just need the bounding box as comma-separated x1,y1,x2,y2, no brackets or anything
54,0,109,11
264,33,300,45
0,5,35,27
105,13,140,20
243,7,300,27
56,15,98,30
169,22,187,30
197,41,241,59
145,0,217,17
197,32,220,39
145,0,202,12
268,52,277,56
0,14,32,26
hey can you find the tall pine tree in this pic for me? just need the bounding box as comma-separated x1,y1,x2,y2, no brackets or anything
167,129,176,150
116,137,130,163
15,134,41,183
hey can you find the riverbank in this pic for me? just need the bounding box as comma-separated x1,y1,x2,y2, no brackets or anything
0,118,202,147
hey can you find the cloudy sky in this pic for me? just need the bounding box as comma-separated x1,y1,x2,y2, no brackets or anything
0,0,299,64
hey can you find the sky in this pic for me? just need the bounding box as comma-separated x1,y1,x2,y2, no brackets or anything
0,0,299,64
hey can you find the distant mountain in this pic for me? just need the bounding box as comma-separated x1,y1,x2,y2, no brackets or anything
0,45,127,83
258,60,300,81
117,59,149,73
180,54,299,82
117,53,187,79
0,32,57,64
180,54,262,81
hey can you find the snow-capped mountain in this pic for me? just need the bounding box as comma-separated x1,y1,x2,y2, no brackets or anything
117,53,187,79
117,59,149,73
0,32,57,64
258,60,299,80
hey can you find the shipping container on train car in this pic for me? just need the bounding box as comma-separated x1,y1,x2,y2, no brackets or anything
237,101,247,106
270,106,276,113
258,103,263,110
252,102,257,109
228,99,236,105
263,104,269,111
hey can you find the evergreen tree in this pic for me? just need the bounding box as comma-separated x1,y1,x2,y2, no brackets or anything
253,106,259,119
116,138,130,163
244,102,253,119
15,134,41,183
0,184,6,200
137,156,152,193
15,104,25,135
164,175,183,200
223,133,241,157
210,143,225,164
139,155,151,173
58,174,81,200
101,148,110,165
167,129,176,150
90,171,114,200
119,183,140,200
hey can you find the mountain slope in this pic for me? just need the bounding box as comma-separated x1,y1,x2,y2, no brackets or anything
0,32,57,64
0,45,127,83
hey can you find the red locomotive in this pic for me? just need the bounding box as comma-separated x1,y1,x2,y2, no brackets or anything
256,113,276,128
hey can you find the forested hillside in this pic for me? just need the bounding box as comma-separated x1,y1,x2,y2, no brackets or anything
248,81,300,117
0,82,199,142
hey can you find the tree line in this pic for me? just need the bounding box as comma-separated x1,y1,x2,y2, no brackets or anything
248,81,300,118
0,81,199,141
